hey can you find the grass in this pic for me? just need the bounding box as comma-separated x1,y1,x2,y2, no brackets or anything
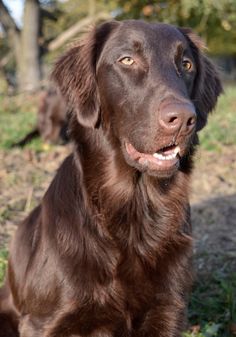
0,94,47,152
0,248,8,287
199,85,236,151
185,272,236,337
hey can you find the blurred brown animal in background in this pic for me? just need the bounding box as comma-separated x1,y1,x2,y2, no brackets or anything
37,87,68,143
0,20,222,337
12,87,68,147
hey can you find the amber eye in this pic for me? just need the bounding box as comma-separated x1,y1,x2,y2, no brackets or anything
182,59,192,71
120,57,134,66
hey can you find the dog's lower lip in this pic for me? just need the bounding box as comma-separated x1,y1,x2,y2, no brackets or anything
125,142,179,171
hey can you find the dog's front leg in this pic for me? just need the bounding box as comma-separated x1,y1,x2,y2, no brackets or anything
19,315,43,337
137,296,187,337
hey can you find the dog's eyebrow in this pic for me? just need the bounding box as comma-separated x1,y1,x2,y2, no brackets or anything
173,43,184,76
175,43,184,60
132,40,143,52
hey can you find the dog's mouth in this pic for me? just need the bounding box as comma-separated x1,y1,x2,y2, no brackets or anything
153,143,180,161
125,141,181,173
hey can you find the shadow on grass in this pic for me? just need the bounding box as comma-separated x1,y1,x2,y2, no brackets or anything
188,193,236,336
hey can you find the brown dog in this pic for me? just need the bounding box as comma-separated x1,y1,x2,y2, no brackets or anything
0,20,222,337
11,87,68,147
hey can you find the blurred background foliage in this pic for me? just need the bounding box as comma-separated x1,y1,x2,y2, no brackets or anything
118,0,236,55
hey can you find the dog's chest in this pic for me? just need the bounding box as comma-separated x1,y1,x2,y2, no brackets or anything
84,253,158,334
105,249,159,310
56,255,157,336
96,207,165,315
118,254,158,318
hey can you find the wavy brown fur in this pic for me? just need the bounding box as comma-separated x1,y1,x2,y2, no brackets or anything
0,20,222,337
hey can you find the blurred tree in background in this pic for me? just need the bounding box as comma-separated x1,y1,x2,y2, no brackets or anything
0,0,41,91
0,0,236,93
117,0,236,55
0,0,113,92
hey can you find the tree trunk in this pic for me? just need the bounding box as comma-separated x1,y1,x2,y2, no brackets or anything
18,0,41,92
0,0,111,92
88,0,96,17
0,0,21,79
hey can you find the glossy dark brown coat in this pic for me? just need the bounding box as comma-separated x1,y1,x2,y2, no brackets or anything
0,20,222,337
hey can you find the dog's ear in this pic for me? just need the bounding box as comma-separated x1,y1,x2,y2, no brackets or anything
179,28,223,131
52,21,120,128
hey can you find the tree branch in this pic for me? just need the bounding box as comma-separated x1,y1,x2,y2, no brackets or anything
47,11,111,52
0,0,21,69
0,51,13,68
0,0,20,33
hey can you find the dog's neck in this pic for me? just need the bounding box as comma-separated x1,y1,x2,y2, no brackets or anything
72,123,193,236
43,121,194,266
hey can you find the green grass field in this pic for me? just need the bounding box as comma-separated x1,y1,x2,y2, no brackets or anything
186,272,236,337
0,248,8,287
0,94,48,151
0,86,236,336
200,85,236,152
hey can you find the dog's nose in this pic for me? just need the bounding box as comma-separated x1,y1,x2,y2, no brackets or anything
158,102,196,134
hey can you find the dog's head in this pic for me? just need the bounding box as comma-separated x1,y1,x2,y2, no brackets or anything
52,20,222,178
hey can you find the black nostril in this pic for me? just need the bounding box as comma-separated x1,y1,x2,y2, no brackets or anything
187,116,196,126
169,116,178,124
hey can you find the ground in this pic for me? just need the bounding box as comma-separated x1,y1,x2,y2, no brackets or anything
0,88,236,337
192,145,236,275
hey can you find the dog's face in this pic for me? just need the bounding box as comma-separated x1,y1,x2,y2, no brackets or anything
52,20,222,178
97,21,199,177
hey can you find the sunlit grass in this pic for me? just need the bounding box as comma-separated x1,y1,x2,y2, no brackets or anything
0,95,46,151
0,248,8,287
199,85,236,151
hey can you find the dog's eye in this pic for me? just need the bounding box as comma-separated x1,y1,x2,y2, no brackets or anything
182,59,192,71
120,57,134,66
